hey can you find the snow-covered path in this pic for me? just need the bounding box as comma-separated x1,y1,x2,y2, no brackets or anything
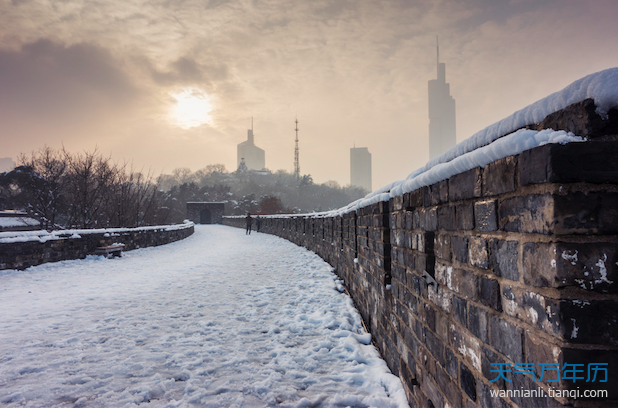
0,225,408,407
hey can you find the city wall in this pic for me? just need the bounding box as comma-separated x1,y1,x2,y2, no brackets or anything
224,100,618,407
0,223,195,271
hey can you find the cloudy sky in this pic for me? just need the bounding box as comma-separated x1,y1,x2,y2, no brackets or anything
1,0,618,189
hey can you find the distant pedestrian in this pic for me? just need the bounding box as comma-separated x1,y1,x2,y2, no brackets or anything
256,216,262,232
246,212,252,234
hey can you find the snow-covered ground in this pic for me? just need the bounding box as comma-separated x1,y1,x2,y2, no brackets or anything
0,225,408,408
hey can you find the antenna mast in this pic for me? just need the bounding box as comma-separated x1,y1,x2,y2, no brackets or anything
294,118,300,179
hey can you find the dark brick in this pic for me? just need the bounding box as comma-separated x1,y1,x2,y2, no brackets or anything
456,203,475,230
390,195,403,211
408,189,424,209
452,236,469,264
561,348,618,400
438,205,456,231
423,231,435,254
554,192,618,235
477,381,511,408
439,180,449,203
480,277,502,312
460,364,477,402
507,371,562,408
483,156,517,196
404,211,413,230
523,242,618,293
489,239,519,281
424,327,445,368
453,295,467,327
519,143,553,186
536,98,618,139
561,299,618,346
434,234,451,261
424,302,436,332
450,323,481,372
425,182,448,206
481,346,507,389
445,347,459,381
474,200,497,231
420,208,438,231
437,363,462,408
499,194,553,234
435,310,449,343
468,237,488,269
489,316,523,362
422,186,432,207
525,331,561,383
449,268,479,300
402,193,410,210
449,168,482,201
422,373,445,408
545,140,618,184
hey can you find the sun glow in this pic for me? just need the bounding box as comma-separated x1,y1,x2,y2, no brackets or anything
170,89,213,129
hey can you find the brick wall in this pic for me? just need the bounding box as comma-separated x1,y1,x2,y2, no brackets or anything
0,223,195,271
224,136,618,407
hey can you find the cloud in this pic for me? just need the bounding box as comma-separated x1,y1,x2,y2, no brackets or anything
0,39,140,124
149,56,229,86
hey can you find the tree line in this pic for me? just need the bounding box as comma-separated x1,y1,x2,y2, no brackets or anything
0,147,164,229
0,147,369,229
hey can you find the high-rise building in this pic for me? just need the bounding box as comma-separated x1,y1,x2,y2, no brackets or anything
237,120,265,171
350,147,372,192
428,38,456,159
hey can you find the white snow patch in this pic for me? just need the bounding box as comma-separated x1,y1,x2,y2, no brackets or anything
595,254,613,284
0,222,194,244
570,318,579,339
562,250,578,265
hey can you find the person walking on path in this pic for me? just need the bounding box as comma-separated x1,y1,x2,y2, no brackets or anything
246,213,253,234
256,216,262,232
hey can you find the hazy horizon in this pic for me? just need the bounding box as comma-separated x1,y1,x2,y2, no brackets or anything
2,0,618,190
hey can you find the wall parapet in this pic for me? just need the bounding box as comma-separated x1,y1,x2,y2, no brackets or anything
0,222,195,271
224,139,618,407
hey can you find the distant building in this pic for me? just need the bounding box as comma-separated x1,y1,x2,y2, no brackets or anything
0,157,15,173
350,147,372,192
237,125,265,171
186,202,225,224
428,38,456,159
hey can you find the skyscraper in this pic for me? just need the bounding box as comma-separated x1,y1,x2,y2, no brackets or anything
350,147,372,192
237,119,265,171
428,37,456,159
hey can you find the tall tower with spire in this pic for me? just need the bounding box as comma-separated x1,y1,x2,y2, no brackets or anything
428,36,456,159
294,118,300,179
237,117,265,170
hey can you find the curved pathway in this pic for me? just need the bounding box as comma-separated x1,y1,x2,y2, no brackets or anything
0,225,408,407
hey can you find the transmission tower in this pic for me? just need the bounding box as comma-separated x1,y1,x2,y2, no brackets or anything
294,118,300,179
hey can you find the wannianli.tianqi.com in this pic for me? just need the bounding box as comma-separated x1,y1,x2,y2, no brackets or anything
490,362,609,400
490,388,609,400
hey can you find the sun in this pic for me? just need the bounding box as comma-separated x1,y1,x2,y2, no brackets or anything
170,89,213,129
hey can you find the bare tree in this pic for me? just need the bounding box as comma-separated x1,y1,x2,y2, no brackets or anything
63,148,116,228
14,146,67,229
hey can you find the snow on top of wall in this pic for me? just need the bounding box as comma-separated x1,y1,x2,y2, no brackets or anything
0,216,39,228
225,68,618,220
0,221,194,244
323,129,583,217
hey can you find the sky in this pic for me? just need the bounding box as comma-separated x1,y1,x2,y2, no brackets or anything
1,0,618,190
